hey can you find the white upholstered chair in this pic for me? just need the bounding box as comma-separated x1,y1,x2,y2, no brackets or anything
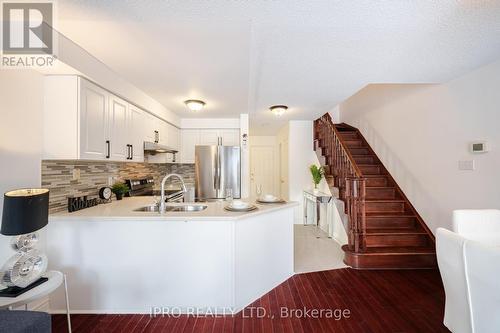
453,210,500,245
436,228,472,333
463,239,500,333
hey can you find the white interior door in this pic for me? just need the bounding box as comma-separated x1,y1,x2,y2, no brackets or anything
250,146,276,197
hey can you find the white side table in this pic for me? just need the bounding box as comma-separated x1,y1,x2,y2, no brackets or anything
0,271,71,333
303,190,332,238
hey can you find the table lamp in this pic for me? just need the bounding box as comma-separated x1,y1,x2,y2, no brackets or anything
0,189,49,297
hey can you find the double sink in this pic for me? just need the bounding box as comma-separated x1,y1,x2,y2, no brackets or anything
134,204,207,213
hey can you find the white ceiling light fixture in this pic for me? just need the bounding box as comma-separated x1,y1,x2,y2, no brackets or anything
184,99,206,112
269,105,288,116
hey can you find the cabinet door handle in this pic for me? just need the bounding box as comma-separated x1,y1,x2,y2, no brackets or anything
106,140,110,159
130,145,133,159
126,144,130,160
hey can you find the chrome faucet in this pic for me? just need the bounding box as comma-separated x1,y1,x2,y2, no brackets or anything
160,173,187,213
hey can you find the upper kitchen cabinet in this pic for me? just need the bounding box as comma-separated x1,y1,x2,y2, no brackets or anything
129,105,145,161
180,128,240,163
109,95,129,161
199,129,220,145
198,129,240,146
143,112,158,144
79,78,109,160
180,129,200,163
166,124,180,162
44,76,152,162
219,129,240,146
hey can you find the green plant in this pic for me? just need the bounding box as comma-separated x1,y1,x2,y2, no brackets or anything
309,165,324,189
111,182,130,195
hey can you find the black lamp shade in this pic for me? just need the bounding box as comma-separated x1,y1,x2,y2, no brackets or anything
1,189,49,236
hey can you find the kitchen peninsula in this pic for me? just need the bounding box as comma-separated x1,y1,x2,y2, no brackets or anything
47,198,297,314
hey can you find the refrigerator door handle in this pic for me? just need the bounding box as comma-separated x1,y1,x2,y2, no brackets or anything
216,146,222,191
214,147,219,191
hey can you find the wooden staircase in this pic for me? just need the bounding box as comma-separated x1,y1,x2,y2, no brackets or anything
314,114,437,269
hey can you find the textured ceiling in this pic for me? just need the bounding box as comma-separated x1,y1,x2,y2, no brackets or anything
57,0,500,134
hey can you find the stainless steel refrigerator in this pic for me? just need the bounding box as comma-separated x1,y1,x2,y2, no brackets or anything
195,145,241,200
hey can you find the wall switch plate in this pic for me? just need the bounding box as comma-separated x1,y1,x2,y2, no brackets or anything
108,176,114,186
72,168,81,180
458,160,475,171
470,141,488,153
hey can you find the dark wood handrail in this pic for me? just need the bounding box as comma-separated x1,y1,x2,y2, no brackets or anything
315,114,367,252
319,113,363,178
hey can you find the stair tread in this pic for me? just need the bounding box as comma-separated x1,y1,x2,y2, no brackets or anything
366,212,415,217
346,246,435,255
357,162,380,165
365,199,405,202
369,186,396,190
366,228,426,235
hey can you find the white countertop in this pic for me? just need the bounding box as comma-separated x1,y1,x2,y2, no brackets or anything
49,196,298,221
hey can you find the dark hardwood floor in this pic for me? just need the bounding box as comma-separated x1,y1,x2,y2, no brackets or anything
52,268,449,332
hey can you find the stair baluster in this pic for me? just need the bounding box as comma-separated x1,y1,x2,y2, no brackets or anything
315,113,367,253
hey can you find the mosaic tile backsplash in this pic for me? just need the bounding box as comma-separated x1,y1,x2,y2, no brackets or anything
42,160,195,214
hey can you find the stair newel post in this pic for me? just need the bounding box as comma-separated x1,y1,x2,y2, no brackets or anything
358,177,367,251
345,177,356,251
335,137,340,184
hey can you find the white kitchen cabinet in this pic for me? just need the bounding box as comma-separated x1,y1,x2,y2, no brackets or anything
181,129,200,163
166,124,180,163
44,76,162,162
198,129,240,146
220,129,240,146
159,120,169,145
109,95,129,161
199,129,220,145
129,105,145,161
143,112,157,143
180,129,240,163
79,79,109,160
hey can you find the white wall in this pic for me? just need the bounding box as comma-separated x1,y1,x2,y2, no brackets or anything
240,114,250,198
275,120,333,224
287,121,319,223
277,123,289,200
340,58,500,233
329,105,341,124
0,69,48,309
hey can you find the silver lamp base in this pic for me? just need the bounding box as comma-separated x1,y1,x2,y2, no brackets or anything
0,232,48,293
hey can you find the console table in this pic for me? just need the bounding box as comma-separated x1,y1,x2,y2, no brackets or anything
303,189,332,237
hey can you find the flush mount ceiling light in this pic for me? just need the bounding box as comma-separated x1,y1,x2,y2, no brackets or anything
269,105,288,116
184,99,206,112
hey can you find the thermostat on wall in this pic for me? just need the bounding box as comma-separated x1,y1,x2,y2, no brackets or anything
470,141,488,153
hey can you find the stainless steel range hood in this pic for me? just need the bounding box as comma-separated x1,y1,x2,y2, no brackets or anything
143,141,178,155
